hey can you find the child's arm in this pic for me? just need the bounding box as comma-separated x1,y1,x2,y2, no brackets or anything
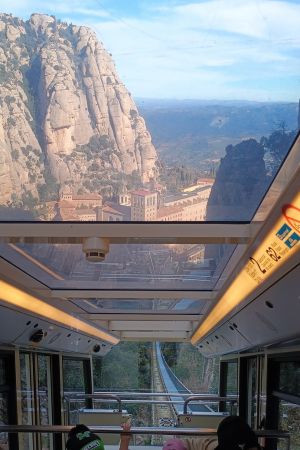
119,423,132,450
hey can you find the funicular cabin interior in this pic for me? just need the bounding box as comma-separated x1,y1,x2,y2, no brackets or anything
0,2,300,450
0,135,298,449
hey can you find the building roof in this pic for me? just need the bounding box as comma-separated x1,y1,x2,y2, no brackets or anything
72,193,102,200
54,210,79,221
157,205,182,219
131,189,156,197
164,192,194,203
102,205,124,216
106,202,131,220
164,186,210,204
76,209,97,216
57,200,75,209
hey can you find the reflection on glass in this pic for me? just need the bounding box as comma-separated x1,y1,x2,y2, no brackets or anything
73,298,206,314
0,243,235,291
20,353,34,450
278,401,300,450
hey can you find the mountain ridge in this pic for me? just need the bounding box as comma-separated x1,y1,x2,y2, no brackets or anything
0,13,158,205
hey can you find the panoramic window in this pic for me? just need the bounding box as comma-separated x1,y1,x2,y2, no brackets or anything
0,1,299,306
0,0,298,224
269,357,300,450
92,341,220,440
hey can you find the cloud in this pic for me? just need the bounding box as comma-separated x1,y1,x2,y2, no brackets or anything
47,5,109,18
174,0,300,41
2,0,300,100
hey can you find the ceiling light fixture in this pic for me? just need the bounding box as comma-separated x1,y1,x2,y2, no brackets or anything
191,190,300,345
0,279,119,345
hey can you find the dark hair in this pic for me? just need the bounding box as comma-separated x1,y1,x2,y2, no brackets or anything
68,424,90,439
217,416,258,447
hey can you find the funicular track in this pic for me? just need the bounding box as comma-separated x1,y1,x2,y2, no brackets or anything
155,342,210,412
151,343,177,444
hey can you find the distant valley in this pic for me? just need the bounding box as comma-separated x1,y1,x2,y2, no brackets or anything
138,99,298,170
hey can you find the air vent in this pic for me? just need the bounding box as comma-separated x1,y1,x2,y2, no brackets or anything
48,333,61,344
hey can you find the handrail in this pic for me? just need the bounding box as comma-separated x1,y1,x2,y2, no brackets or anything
93,391,238,399
0,425,290,450
64,393,122,424
0,425,290,437
183,396,238,414
64,393,238,409
68,399,234,406
64,393,239,423
64,393,122,412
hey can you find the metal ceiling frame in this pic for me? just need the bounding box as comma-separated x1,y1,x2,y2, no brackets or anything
0,159,298,342
0,222,259,244
51,290,216,299
0,221,251,341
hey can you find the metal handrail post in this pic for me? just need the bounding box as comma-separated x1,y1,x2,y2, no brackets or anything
183,396,238,414
63,393,123,415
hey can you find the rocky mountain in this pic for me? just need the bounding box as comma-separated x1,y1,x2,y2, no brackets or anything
206,138,268,221
206,129,296,221
0,13,158,204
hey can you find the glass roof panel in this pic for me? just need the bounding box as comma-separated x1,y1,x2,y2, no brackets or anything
71,298,207,314
0,242,235,290
0,2,299,223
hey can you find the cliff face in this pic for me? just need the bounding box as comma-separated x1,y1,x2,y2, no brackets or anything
206,138,268,221
0,13,158,203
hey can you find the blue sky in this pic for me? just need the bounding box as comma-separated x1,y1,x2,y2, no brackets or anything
2,0,300,101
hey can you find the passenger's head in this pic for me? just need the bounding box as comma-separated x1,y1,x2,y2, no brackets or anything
163,439,187,450
217,416,258,448
68,424,90,439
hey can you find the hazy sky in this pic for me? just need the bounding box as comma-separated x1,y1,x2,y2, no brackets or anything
2,0,300,101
